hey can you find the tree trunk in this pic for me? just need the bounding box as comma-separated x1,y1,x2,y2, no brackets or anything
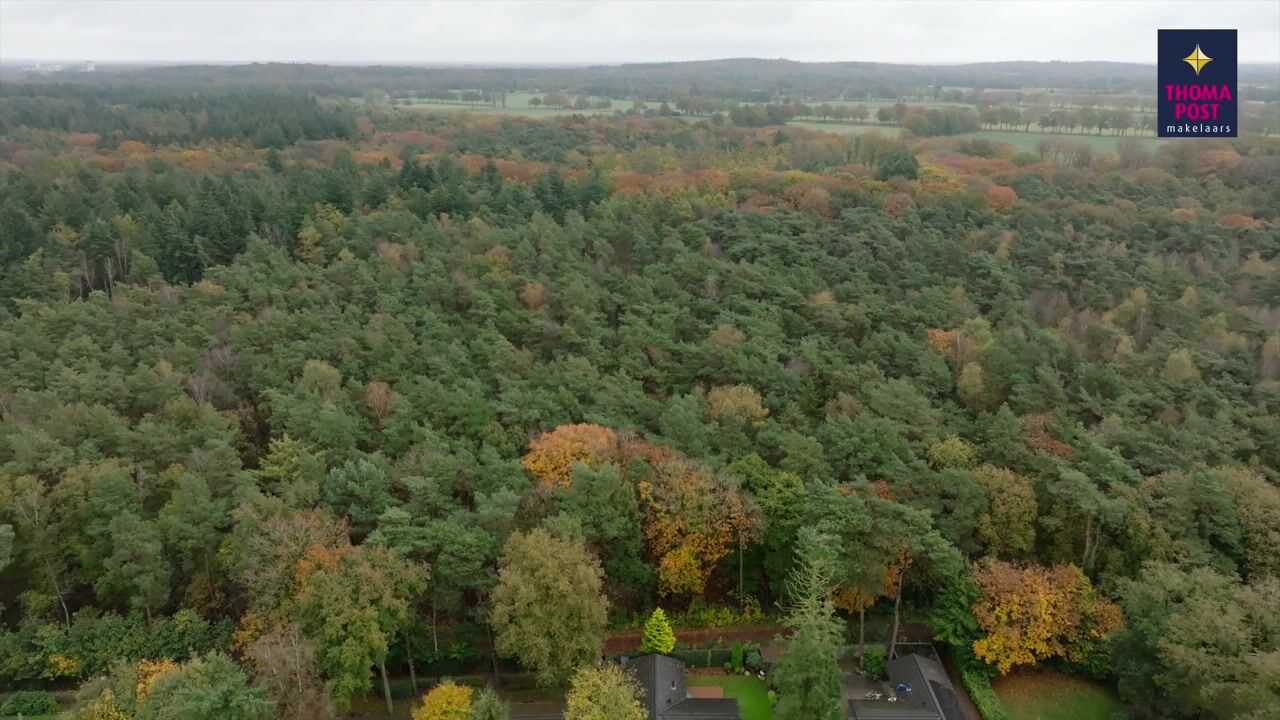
406,635,418,694
488,628,502,689
738,533,745,612
858,607,866,670
888,562,910,661
292,626,306,703
44,561,71,630
1084,519,1102,570
1082,514,1093,568
431,604,439,653
379,659,393,715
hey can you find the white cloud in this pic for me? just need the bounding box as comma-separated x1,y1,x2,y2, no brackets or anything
1,0,1277,64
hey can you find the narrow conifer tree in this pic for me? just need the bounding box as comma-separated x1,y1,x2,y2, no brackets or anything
772,530,845,720
640,608,676,655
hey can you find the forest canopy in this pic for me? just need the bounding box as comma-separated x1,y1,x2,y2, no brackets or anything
0,62,1278,720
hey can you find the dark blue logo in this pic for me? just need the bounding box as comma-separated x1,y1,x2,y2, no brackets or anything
1158,29,1237,138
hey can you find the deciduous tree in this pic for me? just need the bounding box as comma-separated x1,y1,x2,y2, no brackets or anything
971,558,1122,674
136,652,271,720
564,663,646,720
412,680,472,720
490,529,607,686
295,544,425,712
973,466,1036,559
522,424,619,488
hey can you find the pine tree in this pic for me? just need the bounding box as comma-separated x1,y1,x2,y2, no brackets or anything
468,688,509,720
640,607,676,655
772,530,845,720
981,404,1031,469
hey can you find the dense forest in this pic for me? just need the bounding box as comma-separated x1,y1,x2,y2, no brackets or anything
0,62,1278,720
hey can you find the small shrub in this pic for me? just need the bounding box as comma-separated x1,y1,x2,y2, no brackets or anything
1,690,59,716
863,647,887,679
722,661,733,673
730,642,744,673
692,605,737,628
744,650,762,673
739,597,765,624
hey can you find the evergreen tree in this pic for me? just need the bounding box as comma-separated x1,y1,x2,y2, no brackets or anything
771,530,845,720
97,512,171,622
875,148,919,180
640,607,676,655
468,688,509,720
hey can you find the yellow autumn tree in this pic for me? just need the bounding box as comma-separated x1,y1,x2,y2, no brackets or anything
638,459,760,597
522,423,619,488
411,680,472,720
706,384,769,429
136,658,180,700
971,558,1121,674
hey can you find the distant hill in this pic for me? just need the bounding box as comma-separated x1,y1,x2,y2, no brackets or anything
2,57,1275,102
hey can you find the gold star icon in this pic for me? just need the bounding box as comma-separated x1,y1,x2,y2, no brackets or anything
1182,45,1213,75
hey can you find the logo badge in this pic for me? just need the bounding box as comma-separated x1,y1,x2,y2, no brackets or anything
1181,44,1212,75
1158,29,1237,138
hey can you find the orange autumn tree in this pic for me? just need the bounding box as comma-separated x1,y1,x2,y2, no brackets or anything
522,423,619,488
637,459,760,598
971,558,1122,674
985,185,1018,212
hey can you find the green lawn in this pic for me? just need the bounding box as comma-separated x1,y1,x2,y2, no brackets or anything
784,122,1162,154
386,92,618,117
994,671,1126,720
687,675,771,720
788,120,902,137
961,129,1164,153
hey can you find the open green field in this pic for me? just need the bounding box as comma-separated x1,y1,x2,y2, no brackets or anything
790,119,1163,154
994,671,1125,720
389,91,617,117
789,120,903,137
824,98,976,109
962,129,1164,152
374,93,1164,154
687,675,772,720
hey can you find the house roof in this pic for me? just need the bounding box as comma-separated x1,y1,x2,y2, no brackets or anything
887,654,966,720
630,654,688,719
627,654,741,720
850,653,965,720
847,700,943,720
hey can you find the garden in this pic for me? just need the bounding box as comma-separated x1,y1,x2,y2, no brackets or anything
993,671,1125,720
687,675,773,720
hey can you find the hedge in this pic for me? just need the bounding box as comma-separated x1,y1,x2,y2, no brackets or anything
954,655,1008,720
1,690,59,716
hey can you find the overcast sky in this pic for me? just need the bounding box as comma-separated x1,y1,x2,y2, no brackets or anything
2,0,1278,65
